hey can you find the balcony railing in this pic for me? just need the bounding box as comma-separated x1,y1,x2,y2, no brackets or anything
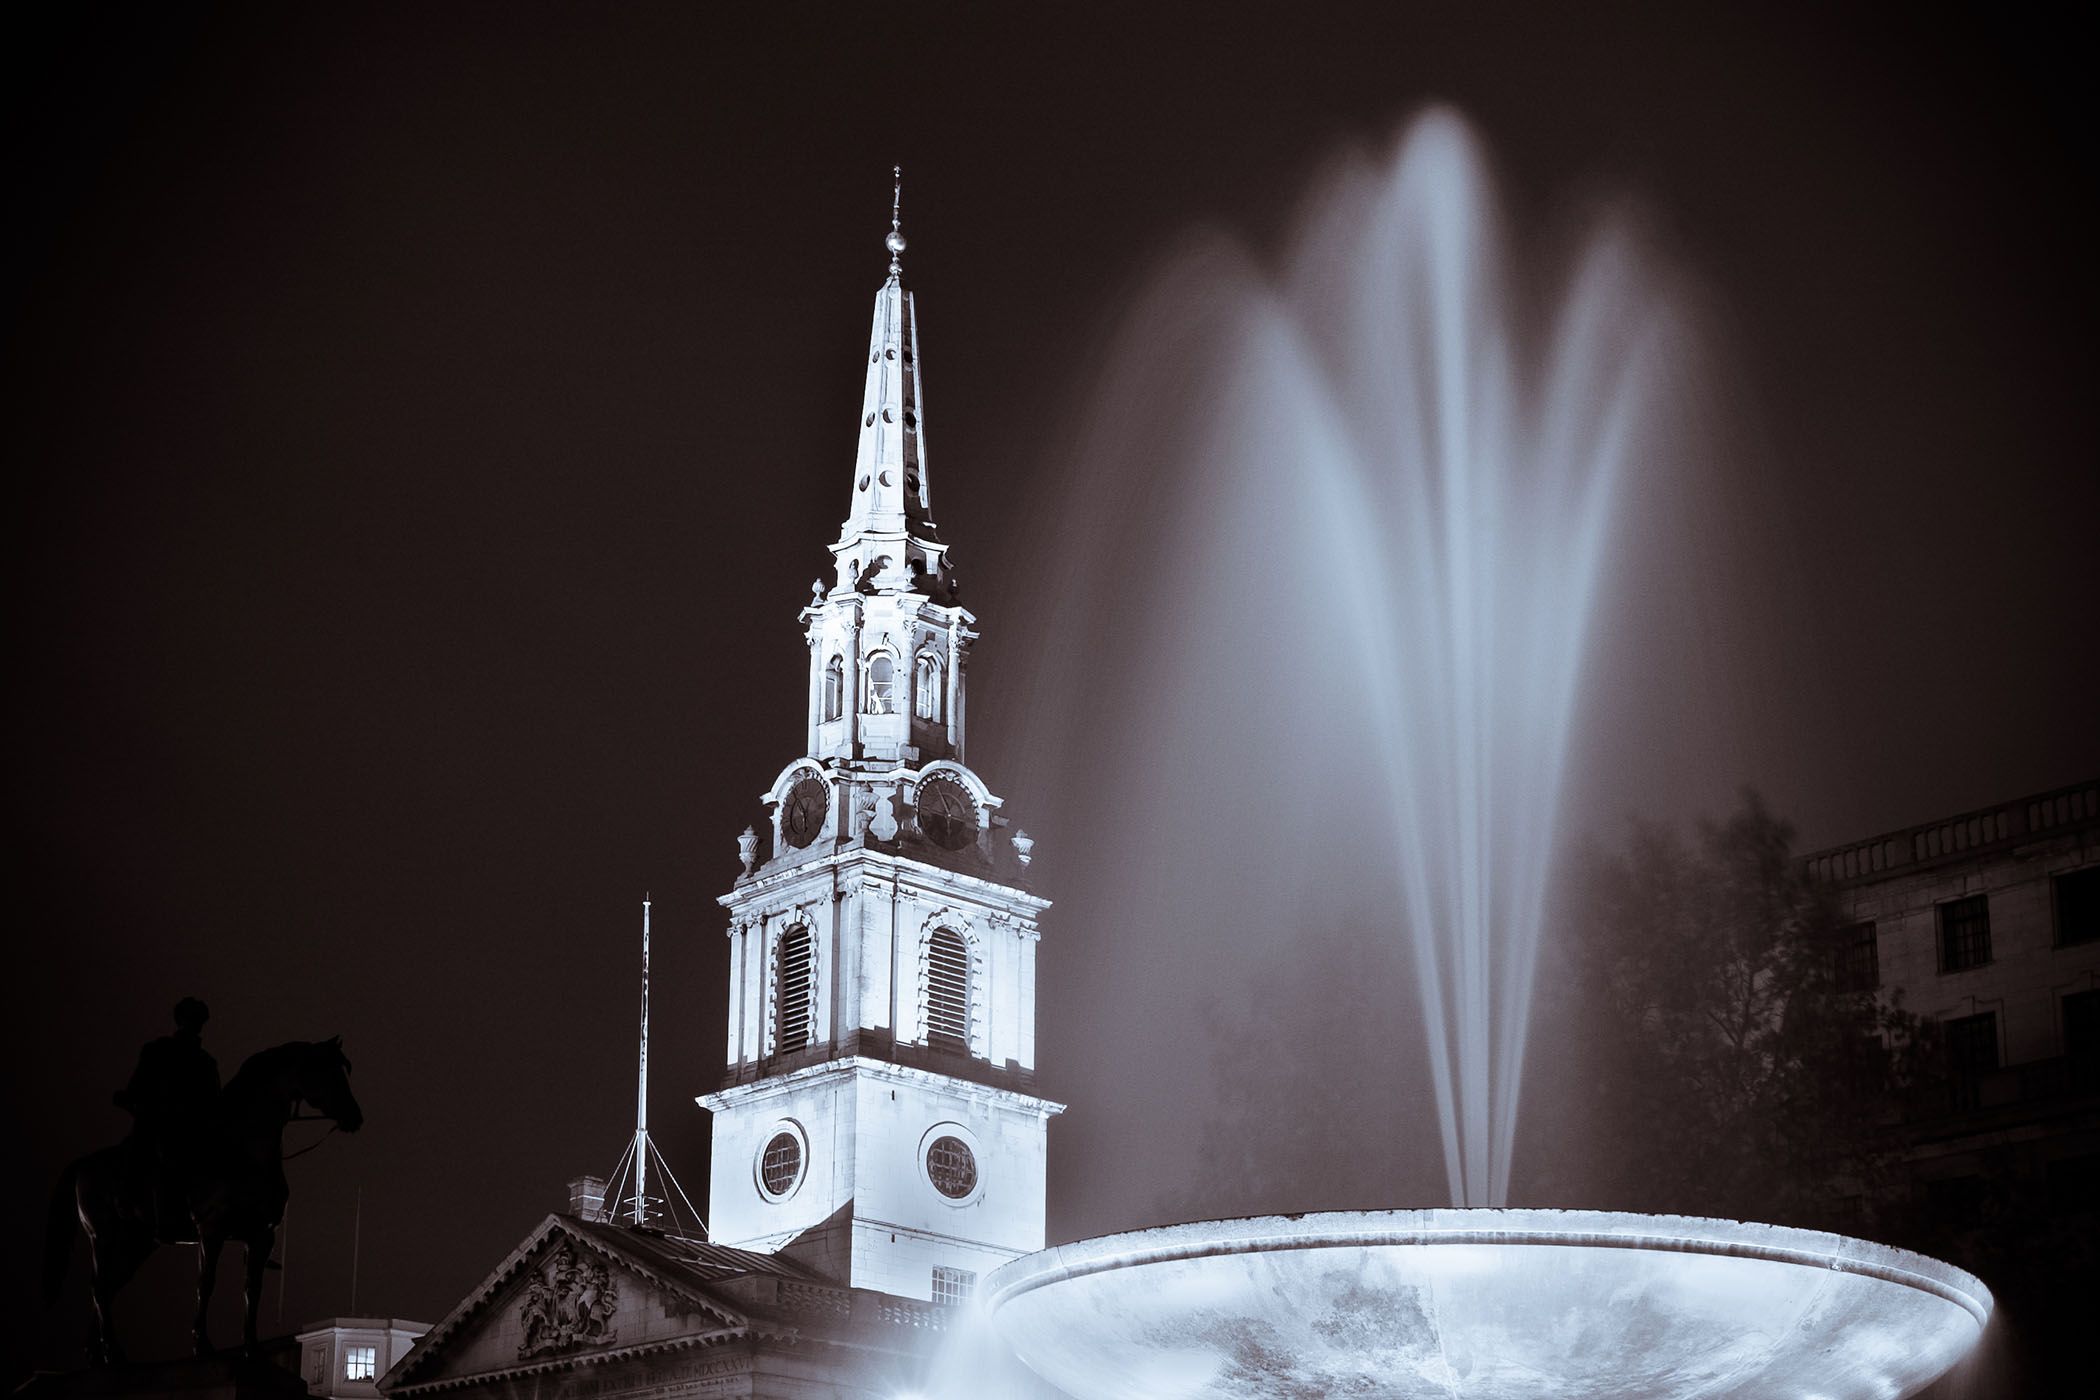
1805,779,2099,886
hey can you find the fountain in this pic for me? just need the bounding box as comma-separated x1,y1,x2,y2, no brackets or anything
984,1210,1989,1399
981,110,1990,1398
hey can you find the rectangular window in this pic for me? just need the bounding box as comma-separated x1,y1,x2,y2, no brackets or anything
2046,1154,2099,1215
2057,867,2100,946
2064,989,2100,1062
775,926,813,1054
1937,894,1991,972
1923,1175,1986,1230
1944,1011,1999,1076
344,1345,377,1382
931,1265,975,1307
1833,920,1878,993
926,927,970,1048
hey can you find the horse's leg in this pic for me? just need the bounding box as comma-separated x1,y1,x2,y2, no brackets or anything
240,1225,274,1357
83,1224,115,1366
86,1224,146,1366
192,1234,223,1357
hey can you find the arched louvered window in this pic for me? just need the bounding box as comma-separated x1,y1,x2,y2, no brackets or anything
775,926,813,1054
867,653,896,714
926,927,969,1050
822,656,844,722
914,652,943,722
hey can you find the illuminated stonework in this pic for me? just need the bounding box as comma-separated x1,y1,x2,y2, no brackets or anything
699,221,1062,1303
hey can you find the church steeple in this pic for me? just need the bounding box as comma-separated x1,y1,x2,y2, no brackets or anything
804,172,969,767
702,180,1060,1306
832,169,950,600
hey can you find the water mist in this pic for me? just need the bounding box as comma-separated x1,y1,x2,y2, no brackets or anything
1017,108,1677,1208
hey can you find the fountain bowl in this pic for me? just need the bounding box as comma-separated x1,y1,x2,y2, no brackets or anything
982,1208,1989,1400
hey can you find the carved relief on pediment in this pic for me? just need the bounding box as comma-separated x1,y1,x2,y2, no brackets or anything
516,1243,618,1359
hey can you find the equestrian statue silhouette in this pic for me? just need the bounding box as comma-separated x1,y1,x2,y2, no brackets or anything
44,1000,363,1363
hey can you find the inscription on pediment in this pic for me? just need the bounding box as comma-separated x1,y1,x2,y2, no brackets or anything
517,1243,617,1358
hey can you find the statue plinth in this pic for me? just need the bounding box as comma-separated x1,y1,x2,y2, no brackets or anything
15,1356,310,1400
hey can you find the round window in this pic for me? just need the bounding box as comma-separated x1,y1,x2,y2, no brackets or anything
760,1130,804,1198
926,1135,978,1199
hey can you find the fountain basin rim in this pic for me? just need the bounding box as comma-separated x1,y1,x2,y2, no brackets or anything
983,1207,1991,1327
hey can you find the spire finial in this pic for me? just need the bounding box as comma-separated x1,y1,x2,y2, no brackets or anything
885,165,906,279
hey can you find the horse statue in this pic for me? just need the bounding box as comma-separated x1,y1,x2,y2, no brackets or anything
45,1037,363,1363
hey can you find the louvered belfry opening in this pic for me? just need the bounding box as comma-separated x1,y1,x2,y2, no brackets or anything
927,926,969,1051
776,925,813,1053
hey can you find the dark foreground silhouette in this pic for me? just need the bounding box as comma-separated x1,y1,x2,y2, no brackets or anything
46,1038,362,1363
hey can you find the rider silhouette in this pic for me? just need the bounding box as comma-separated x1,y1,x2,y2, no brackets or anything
114,997,220,1228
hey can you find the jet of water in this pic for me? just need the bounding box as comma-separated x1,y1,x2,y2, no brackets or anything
1274,112,1673,1203
1015,107,1679,1210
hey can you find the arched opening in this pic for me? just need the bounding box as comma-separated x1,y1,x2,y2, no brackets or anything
914,652,943,722
775,926,813,1053
867,652,896,715
822,656,844,722
926,926,969,1050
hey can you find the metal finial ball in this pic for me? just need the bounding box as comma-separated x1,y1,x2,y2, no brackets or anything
885,230,907,255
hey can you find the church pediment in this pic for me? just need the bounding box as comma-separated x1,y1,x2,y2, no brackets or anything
386,1217,761,1393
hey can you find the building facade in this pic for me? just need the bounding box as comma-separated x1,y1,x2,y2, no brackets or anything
698,211,1059,1301
297,1321,430,1400
381,200,1060,1400
1804,779,2100,1209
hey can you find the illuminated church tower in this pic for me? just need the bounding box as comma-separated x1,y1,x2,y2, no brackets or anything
699,178,1062,1303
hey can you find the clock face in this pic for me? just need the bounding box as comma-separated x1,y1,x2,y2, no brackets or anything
782,777,827,848
916,777,976,850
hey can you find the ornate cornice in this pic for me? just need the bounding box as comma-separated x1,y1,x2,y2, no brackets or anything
700,1055,1064,1117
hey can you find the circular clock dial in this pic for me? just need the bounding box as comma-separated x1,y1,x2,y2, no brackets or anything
926,1135,978,1199
782,777,827,849
915,777,976,850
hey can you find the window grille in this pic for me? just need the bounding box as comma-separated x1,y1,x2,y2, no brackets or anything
867,653,895,714
1944,1011,1999,1076
914,652,943,721
1937,895,1991,973
344,1346,377,1382
822,656,844,722
2057,867,2100,946
776,926,813,1053
761,1130,803,1197
931,1265,975,1306
1833,921,1878,993
926,1136,978,1199
926,927,969,1048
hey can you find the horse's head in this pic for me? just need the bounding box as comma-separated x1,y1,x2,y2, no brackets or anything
297,1036,363,1132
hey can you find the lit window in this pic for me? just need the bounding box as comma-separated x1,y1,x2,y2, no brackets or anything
776,926,813,1053
1937,895,1991,973
927,928,969,1049
1944,1011,1999,1076
2057,867,2100,946
822,656,844,722
1833,921,1878,993
344,1346,377,1382
914,652,943,721
867,653,895,714
931,1265,976,1306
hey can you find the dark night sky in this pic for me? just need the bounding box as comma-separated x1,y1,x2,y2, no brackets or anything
8,1,2095,1376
